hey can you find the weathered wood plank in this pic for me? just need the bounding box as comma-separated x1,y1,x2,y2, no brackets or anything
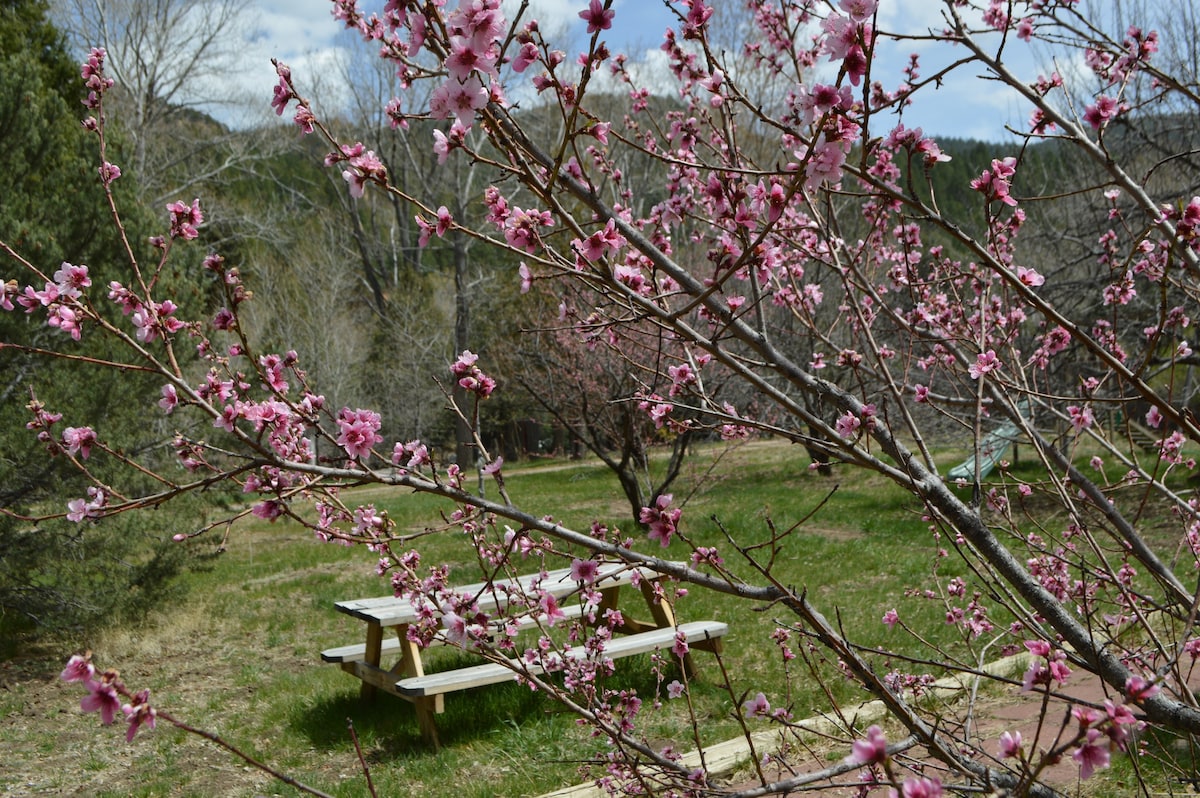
321,602,588,663
335,561,676,625
396,621,728,698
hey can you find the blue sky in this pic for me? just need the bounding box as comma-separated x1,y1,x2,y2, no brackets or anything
225,0,1037,141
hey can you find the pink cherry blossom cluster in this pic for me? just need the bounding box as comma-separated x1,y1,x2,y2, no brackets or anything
638,494,681,547
166,198,203,240
451,350,496,398
318,0,509,138
336,408,383,460
79,47,113,110
1021,639,1072,692
67,486,108,522
969,157,1019,207
10,261,91,340
61,654,156,742
324,142,386,198
846,725,942,796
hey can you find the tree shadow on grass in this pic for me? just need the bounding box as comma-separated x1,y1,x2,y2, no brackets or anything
289,653,672,756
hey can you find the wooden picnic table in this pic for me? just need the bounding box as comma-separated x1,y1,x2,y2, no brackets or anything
321,561,727,747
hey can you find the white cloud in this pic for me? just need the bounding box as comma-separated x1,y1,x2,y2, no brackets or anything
188,0,1040,139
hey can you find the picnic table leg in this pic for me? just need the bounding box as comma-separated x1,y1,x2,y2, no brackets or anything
596,584,621,626
639,579,699,678
390,626,444,748
360,623,383,701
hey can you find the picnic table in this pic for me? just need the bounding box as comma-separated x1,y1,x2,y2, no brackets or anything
321,561,728,747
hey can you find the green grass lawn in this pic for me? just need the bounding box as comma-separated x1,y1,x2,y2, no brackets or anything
7,436,1176,797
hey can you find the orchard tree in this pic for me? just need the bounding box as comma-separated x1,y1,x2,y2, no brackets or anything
505,279,748,526
14,1,1200,796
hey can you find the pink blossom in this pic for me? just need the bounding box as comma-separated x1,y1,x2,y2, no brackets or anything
968,349,1001,379
1072,728,1111,779
1125,675,1159,702
578,0,614,34
512,41,539,73
251,500,284,521
890,777,942,798
80,47,113,99
666,679,684,699
271,71,292,115
822,13,861,61
742,691,771,718
998,729,1022,759
1016,266,1044,286
433,123,466,163
97,161,121,185
1067,404,1094,432
405,442,430,470
1084,95,1120,129
667,363,697,397
570,558,599,584
159,384,178,413
446,34,498,82
81,678,121,725
503,207,554,253
1145,405,1164,428
452,350,497,398
441,609,468,645
835,411,861,438
436,206,453,237
342,149,385,198
574,219,624,262
62,426,96,459
837,0,877,22
46,305,83,340
212,308,234,330
121,689,156,741
1158,430,1186,464
970,157,1019,206
639,493,681,547
797,134,847,189
294,106,315,134
539,592,567,625
882,608,899,629
415,215,435,248
430,75,489,129
166,198,203,240
336,407,383,460
0,279,17,312
61,654,95,683
847,724,888,765
37,278,68,308
641,399,673,428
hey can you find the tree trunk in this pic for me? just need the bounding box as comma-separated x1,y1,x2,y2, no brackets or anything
452,229,473,471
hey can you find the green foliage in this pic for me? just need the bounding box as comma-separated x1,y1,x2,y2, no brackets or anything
0,0,102,261
0,0,208,640
0,497,217,649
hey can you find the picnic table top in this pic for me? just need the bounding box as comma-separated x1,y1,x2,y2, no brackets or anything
335,560,673,627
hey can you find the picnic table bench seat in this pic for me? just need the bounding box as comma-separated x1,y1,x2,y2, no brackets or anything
396,620,728,698
321,561,728,747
